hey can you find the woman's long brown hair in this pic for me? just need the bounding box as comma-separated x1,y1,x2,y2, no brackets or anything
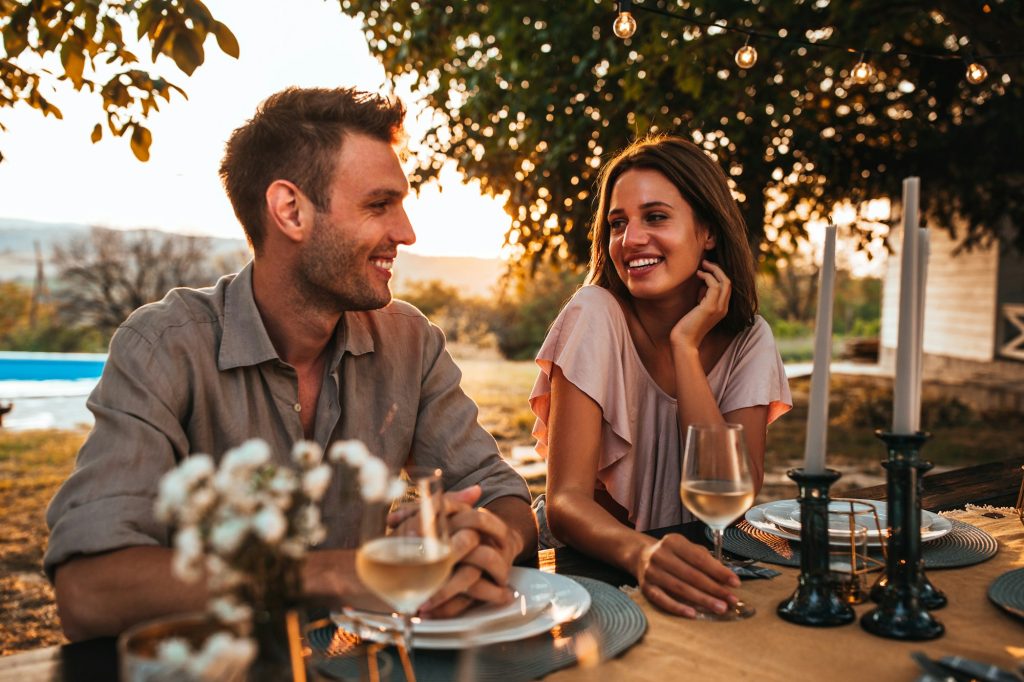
587,135,758,333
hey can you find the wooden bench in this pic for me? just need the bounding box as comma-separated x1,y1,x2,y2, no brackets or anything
844,455,1024,512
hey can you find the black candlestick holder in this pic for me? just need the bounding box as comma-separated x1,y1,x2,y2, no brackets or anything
861,431,944,640
869,458,947,610
777,467,856,627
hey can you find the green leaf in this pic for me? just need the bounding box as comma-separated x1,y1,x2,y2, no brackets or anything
210,20,239,59
90,123,102,143
130,124,152,162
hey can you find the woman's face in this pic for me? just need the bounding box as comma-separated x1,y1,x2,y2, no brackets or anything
606,168,713,302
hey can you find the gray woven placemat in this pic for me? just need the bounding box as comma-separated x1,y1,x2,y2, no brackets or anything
309,575,647,682
988,567,1024,621
712,518,998,569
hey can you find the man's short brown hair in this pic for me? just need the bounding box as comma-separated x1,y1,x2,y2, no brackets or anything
219,87,406,252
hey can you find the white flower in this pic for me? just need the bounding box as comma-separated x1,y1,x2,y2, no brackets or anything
205,555,245,591
386,477,406,501
172,547,202,583
222,439,270,474
280,538,306,559
267,467,298,510
210,516,249,555
190,632,256,682
252,505,287,544
209,595,253,627
358,456,390,502
291,440,322,468
155,469,189,523
328,439,369,468
295,504,326,547
175,526,202,559
302,464,332,501
180,455,215,487
178,486,217,526
156,637,192,667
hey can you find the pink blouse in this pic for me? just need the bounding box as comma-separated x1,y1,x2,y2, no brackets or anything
530,285,793,531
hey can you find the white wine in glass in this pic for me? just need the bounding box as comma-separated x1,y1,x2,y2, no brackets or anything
355,467,453,677
680,423,756,620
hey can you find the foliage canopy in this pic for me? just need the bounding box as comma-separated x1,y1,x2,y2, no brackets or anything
0,0,237,161
339,0,1024,266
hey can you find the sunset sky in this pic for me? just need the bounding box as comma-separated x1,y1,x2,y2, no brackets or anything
0,0,512,259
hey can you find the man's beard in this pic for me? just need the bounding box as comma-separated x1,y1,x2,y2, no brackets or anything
295,212,393,313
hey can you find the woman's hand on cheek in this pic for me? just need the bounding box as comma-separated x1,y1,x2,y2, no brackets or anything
670,260,731,348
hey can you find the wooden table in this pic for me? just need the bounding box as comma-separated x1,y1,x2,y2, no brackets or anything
2,457,1022,681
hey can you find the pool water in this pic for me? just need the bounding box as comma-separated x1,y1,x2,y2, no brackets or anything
0,352,106,430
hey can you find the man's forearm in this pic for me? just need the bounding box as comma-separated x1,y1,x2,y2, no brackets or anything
54,546,207,641
484,495,539,563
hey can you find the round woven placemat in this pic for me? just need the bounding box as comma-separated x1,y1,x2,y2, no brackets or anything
713,518,998,569
308,575,647,682
988,567,1024,621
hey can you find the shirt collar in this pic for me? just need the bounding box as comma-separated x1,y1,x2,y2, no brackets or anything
218,262,376,371
218,262,281,371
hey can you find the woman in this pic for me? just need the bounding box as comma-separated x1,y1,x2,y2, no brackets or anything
529,135,792,617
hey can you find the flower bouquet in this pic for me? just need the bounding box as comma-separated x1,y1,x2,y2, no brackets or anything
122,438,403,681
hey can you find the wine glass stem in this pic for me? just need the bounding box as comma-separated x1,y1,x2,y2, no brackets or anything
398,613,416,682
713,528,724,562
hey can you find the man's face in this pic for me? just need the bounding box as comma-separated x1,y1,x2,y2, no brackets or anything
296,133,415,311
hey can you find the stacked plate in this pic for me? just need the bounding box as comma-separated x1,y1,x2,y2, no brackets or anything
745,498,953,547
332,567,591,650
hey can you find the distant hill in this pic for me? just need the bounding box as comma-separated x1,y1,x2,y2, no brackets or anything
0,218,505,298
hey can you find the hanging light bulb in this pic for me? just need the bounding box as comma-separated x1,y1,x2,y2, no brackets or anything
851,53,874,84
735,38,758,69
613,9,637,39
966,61,988,84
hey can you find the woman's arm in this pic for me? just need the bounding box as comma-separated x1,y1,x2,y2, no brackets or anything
669,260,768,491
545,366,738,617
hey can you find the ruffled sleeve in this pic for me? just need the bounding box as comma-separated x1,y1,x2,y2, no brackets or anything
529,286,637,499
713,316,793,424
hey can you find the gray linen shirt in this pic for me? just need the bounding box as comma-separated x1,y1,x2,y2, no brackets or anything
44,263,529,578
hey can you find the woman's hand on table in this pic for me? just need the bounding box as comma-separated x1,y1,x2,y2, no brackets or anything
634,533,740,618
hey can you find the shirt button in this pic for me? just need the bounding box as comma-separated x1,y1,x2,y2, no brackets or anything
293,403,302,412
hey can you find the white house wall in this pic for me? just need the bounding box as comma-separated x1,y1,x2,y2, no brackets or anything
880,222,999,364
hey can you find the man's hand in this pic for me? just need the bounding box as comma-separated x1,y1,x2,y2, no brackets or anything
418,485,522,618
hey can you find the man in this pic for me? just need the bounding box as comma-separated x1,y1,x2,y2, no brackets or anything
45,87,537,640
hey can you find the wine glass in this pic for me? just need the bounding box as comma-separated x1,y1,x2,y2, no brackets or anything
355,467,454,678
679,423,757,620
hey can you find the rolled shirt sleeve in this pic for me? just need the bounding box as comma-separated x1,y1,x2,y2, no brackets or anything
44,326,188,579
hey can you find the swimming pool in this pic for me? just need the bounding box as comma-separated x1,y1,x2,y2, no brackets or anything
0,351,106,381
0,352,105,429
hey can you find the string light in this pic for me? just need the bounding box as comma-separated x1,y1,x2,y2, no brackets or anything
735,38,758,69
966,61,988,84
613,1,637,40
851,53,874,84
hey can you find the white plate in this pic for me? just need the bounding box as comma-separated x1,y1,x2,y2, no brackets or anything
760,499,933,536
745,505,952,547
336,566,554,636
333,570,591,649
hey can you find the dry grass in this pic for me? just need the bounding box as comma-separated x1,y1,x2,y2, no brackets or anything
0,429,85,655
2,361,1021,656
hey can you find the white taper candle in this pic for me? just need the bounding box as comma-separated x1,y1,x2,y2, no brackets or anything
892,177,921,434
910,227,930,432
803,223,837,474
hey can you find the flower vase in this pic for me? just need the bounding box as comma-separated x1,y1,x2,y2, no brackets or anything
245,557,307,682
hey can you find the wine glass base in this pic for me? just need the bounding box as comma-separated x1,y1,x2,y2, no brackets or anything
693,600,756,621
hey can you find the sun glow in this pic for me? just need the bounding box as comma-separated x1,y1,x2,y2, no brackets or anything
0,0,510,261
